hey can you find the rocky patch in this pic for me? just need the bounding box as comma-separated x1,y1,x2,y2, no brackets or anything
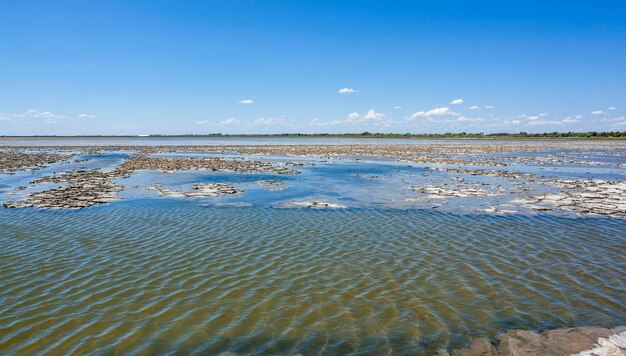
3,169,124,209
0,151,72,173
511,179,626,218
440,326,626,356
148,183,242,198
118,155,298,175
289,201,347,208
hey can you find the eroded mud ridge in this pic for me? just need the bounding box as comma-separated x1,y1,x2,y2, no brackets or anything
2,154,297,209
419,167,626,218
4,140,625,166
513,179,626,218
118,154,298,174
0,151,73,173
3,169,128,209
148,183,242,197
443,326,626,356
1,141,625,214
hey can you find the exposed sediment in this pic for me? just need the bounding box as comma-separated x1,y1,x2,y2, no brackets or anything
442,326,626,356
2,154,296,209
148,183,243,198
117,155,298,174
420,167,626,218
0,151,72,173
2,142,625,215
3,169,126,209
289,201,347,208
512,179,626,218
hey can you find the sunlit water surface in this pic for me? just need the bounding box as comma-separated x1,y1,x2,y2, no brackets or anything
1,201,624,354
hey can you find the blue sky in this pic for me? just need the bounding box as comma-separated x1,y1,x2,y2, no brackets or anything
1,1,625,135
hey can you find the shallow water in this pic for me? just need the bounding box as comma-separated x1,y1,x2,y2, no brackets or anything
1,141,625,354
1,201,625,354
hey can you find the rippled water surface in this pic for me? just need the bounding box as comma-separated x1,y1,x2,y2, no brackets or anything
1,200,625,354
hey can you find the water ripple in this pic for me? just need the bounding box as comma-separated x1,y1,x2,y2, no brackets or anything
0,202,624,354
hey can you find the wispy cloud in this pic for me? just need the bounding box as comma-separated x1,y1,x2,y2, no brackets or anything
591,109,606,115
610,117,625,127
456,116,484,122
0,109,71,124
527,120,562,126
239,99,254,105
219,117,240,125
347,109,386,121
196,120,211,125
338,87,359,94
409,107,459,119
468,105,494,110
562,115,583,123
608,106,617,111
254,116,293,126
78,113,96,119
310,118,342,126
450,98,464,105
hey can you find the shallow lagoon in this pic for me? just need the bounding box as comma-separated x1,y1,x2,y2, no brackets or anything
0,138,625,354
1,203,624,354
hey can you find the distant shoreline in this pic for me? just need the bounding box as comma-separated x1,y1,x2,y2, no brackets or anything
2,132,626,140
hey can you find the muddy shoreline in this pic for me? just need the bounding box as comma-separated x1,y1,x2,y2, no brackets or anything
1,143,625,217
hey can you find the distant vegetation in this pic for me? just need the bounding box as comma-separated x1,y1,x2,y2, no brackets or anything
145,131,626,139
4,131,626,139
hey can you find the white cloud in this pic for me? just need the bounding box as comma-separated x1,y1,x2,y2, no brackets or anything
527,116,539,121
456,116,484,122
409,106,460,119
21,109,68,120
592,110,606,115
310,118,342,126
239,99,254,105
394,105,402,110
611,117,625,127
562,115,583,123
539,113,548,117
504,119,521,125
450,99,464,105
528,120,562,126
196,120,211,125
78,113,95,119
468,105,481,110
338,87,359,94
254,117,293,126
219,117,240,125
608,106,616,111
484,105,495,109
0,109,69,124
346,109,386,121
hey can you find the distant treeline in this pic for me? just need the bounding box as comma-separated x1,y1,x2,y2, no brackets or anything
4,131,626,139
145,131,626,139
